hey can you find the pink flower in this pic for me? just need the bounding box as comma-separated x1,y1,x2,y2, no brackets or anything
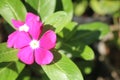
17,30,56,65
7,12,57,65
7,12,42,48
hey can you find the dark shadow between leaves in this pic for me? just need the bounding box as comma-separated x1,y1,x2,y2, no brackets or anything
70,30,101,45
60,41,86,58
42,24,55,34
0,62,19,73
61,26,78,41
16,66,31,80
38,24,55,39
24,2,37,15
55,0,63,11
49,49,62,65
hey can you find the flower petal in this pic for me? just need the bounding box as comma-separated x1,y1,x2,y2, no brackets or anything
35,48,53,65
26,12,43,39
18,46,34,64
7,31,18,48
14,32,31,48
40,30,56,50
12,19,24,28
7,31,31,48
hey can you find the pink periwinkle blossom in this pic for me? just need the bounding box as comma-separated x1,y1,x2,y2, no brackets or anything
7,12,42,48
17,30,56,65
7,12,57,65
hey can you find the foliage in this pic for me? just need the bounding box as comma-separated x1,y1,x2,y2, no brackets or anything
74,0,88,16
0,0,110,80
73,0,120,16
90,0,120,15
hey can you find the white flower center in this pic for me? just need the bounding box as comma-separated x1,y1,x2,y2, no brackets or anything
30,40,39,49
19,24,29,32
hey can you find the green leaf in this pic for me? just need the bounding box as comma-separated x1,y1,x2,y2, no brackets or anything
80,45,94,60
0,0,27,28
0,43,18,62
74,0,88,16
38,0,56,21
0,61,25,80
42,51,83,80
44,11,69,33
58,22,77,39
72,30,100,44
58,41,94,60
90,0,120,15
77,22,110,39
16,67,31,80
61,0,73,21
25,0,56,21
30,64,49,80
71,22,110,44
25,0,39,11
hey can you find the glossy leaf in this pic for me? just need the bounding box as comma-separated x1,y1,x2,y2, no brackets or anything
62,0,73,21
25,0,56,21
44,11,69,33
0,0,26,28
0,61,25,80
42,51,83,80
0,43,18,62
